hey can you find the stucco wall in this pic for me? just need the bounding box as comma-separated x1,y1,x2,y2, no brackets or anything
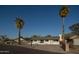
31,40,59,45
73,38,79,45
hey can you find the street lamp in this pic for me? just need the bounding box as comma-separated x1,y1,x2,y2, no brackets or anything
59,6,69,50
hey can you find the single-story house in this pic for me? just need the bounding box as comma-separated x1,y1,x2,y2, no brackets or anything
14,37,31,45
30,36,59,45
14,36,59,45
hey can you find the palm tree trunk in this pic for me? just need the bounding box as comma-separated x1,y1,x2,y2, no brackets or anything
18,28,21,45
62,17,65,42
61,17,65,50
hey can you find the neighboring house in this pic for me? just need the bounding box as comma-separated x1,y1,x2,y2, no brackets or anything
15,37,25,42
5,41,12,45
30,36,59,45
0,35,8,45
15,37,31,45
70,35,79,45
59,34,74,48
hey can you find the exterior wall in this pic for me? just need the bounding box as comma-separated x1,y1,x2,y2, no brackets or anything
31,40,40,44
15,38,29,45
30,40,59,45
15,38,59,45
49,40,59,45
52,41,59,45
44,40,51,44
73,38,79,45
15,38,25,42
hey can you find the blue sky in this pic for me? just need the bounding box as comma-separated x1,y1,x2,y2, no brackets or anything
0,5,79,38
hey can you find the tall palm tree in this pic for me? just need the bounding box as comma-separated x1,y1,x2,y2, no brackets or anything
59,6,69,50
59,6,69,41
59,6,69,18
16,16,24,45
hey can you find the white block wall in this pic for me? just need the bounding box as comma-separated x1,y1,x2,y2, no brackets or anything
73,38,79,45
30,40,59,45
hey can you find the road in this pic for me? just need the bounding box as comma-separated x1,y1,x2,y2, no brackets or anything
0,44,79,54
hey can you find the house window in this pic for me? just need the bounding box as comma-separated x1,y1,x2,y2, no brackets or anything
45,40,49,42
34,40,37,41
40,40,44,43
6,42,10,45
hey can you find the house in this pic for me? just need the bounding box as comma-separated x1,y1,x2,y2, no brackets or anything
14,37,31,45
59,33,79,51
70,35,79,45
14,35,60,45
5,40,17,45
30,35,59,45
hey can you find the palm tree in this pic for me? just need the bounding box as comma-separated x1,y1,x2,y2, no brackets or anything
59,6,69,42
59,6,69,51
15,16,24,45
59,6,69,18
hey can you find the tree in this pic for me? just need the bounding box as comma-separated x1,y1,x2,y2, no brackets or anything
59,6,69,51
69,23,79,35
59,6,69,17
15,16,24,44
0,35,8,44
59,6,69,40
46,35,52,37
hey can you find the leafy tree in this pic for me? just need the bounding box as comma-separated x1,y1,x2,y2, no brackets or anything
46,35,52,37
69,23,79,35
32,35,38,38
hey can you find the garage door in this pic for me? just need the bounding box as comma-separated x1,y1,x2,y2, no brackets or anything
74,38,79,45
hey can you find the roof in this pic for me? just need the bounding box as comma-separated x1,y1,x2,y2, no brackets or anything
31,36,59,40
70,35,79,39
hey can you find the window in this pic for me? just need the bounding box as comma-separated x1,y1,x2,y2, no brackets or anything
40,40,44,43
45,40,49,42
34,40,37,41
